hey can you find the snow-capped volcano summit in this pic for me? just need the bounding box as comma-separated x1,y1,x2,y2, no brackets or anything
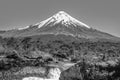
0,11,120,42
37,11,90,28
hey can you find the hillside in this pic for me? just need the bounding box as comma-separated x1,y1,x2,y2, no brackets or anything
0,11,120,80
0,11,120,42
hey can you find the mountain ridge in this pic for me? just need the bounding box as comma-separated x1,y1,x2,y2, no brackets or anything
0,11,120,42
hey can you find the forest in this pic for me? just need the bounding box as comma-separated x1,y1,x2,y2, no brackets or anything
0,36,120,80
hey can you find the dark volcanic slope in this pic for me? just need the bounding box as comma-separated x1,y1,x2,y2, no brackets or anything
0,11,119,42
0,11,120,80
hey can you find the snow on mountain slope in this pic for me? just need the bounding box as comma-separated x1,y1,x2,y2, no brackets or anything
0,11,119,42
16,11,90,31
36,11,90,29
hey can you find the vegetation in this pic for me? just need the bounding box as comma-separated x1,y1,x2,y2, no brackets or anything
60,58,120,80
0,35,120,80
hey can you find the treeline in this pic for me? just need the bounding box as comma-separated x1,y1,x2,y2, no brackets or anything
0,36,120,61
60,58,120,80
0,36,120,79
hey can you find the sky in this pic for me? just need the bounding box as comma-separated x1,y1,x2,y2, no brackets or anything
0,0,120,37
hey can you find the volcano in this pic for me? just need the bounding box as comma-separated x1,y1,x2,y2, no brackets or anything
0,11,120,42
